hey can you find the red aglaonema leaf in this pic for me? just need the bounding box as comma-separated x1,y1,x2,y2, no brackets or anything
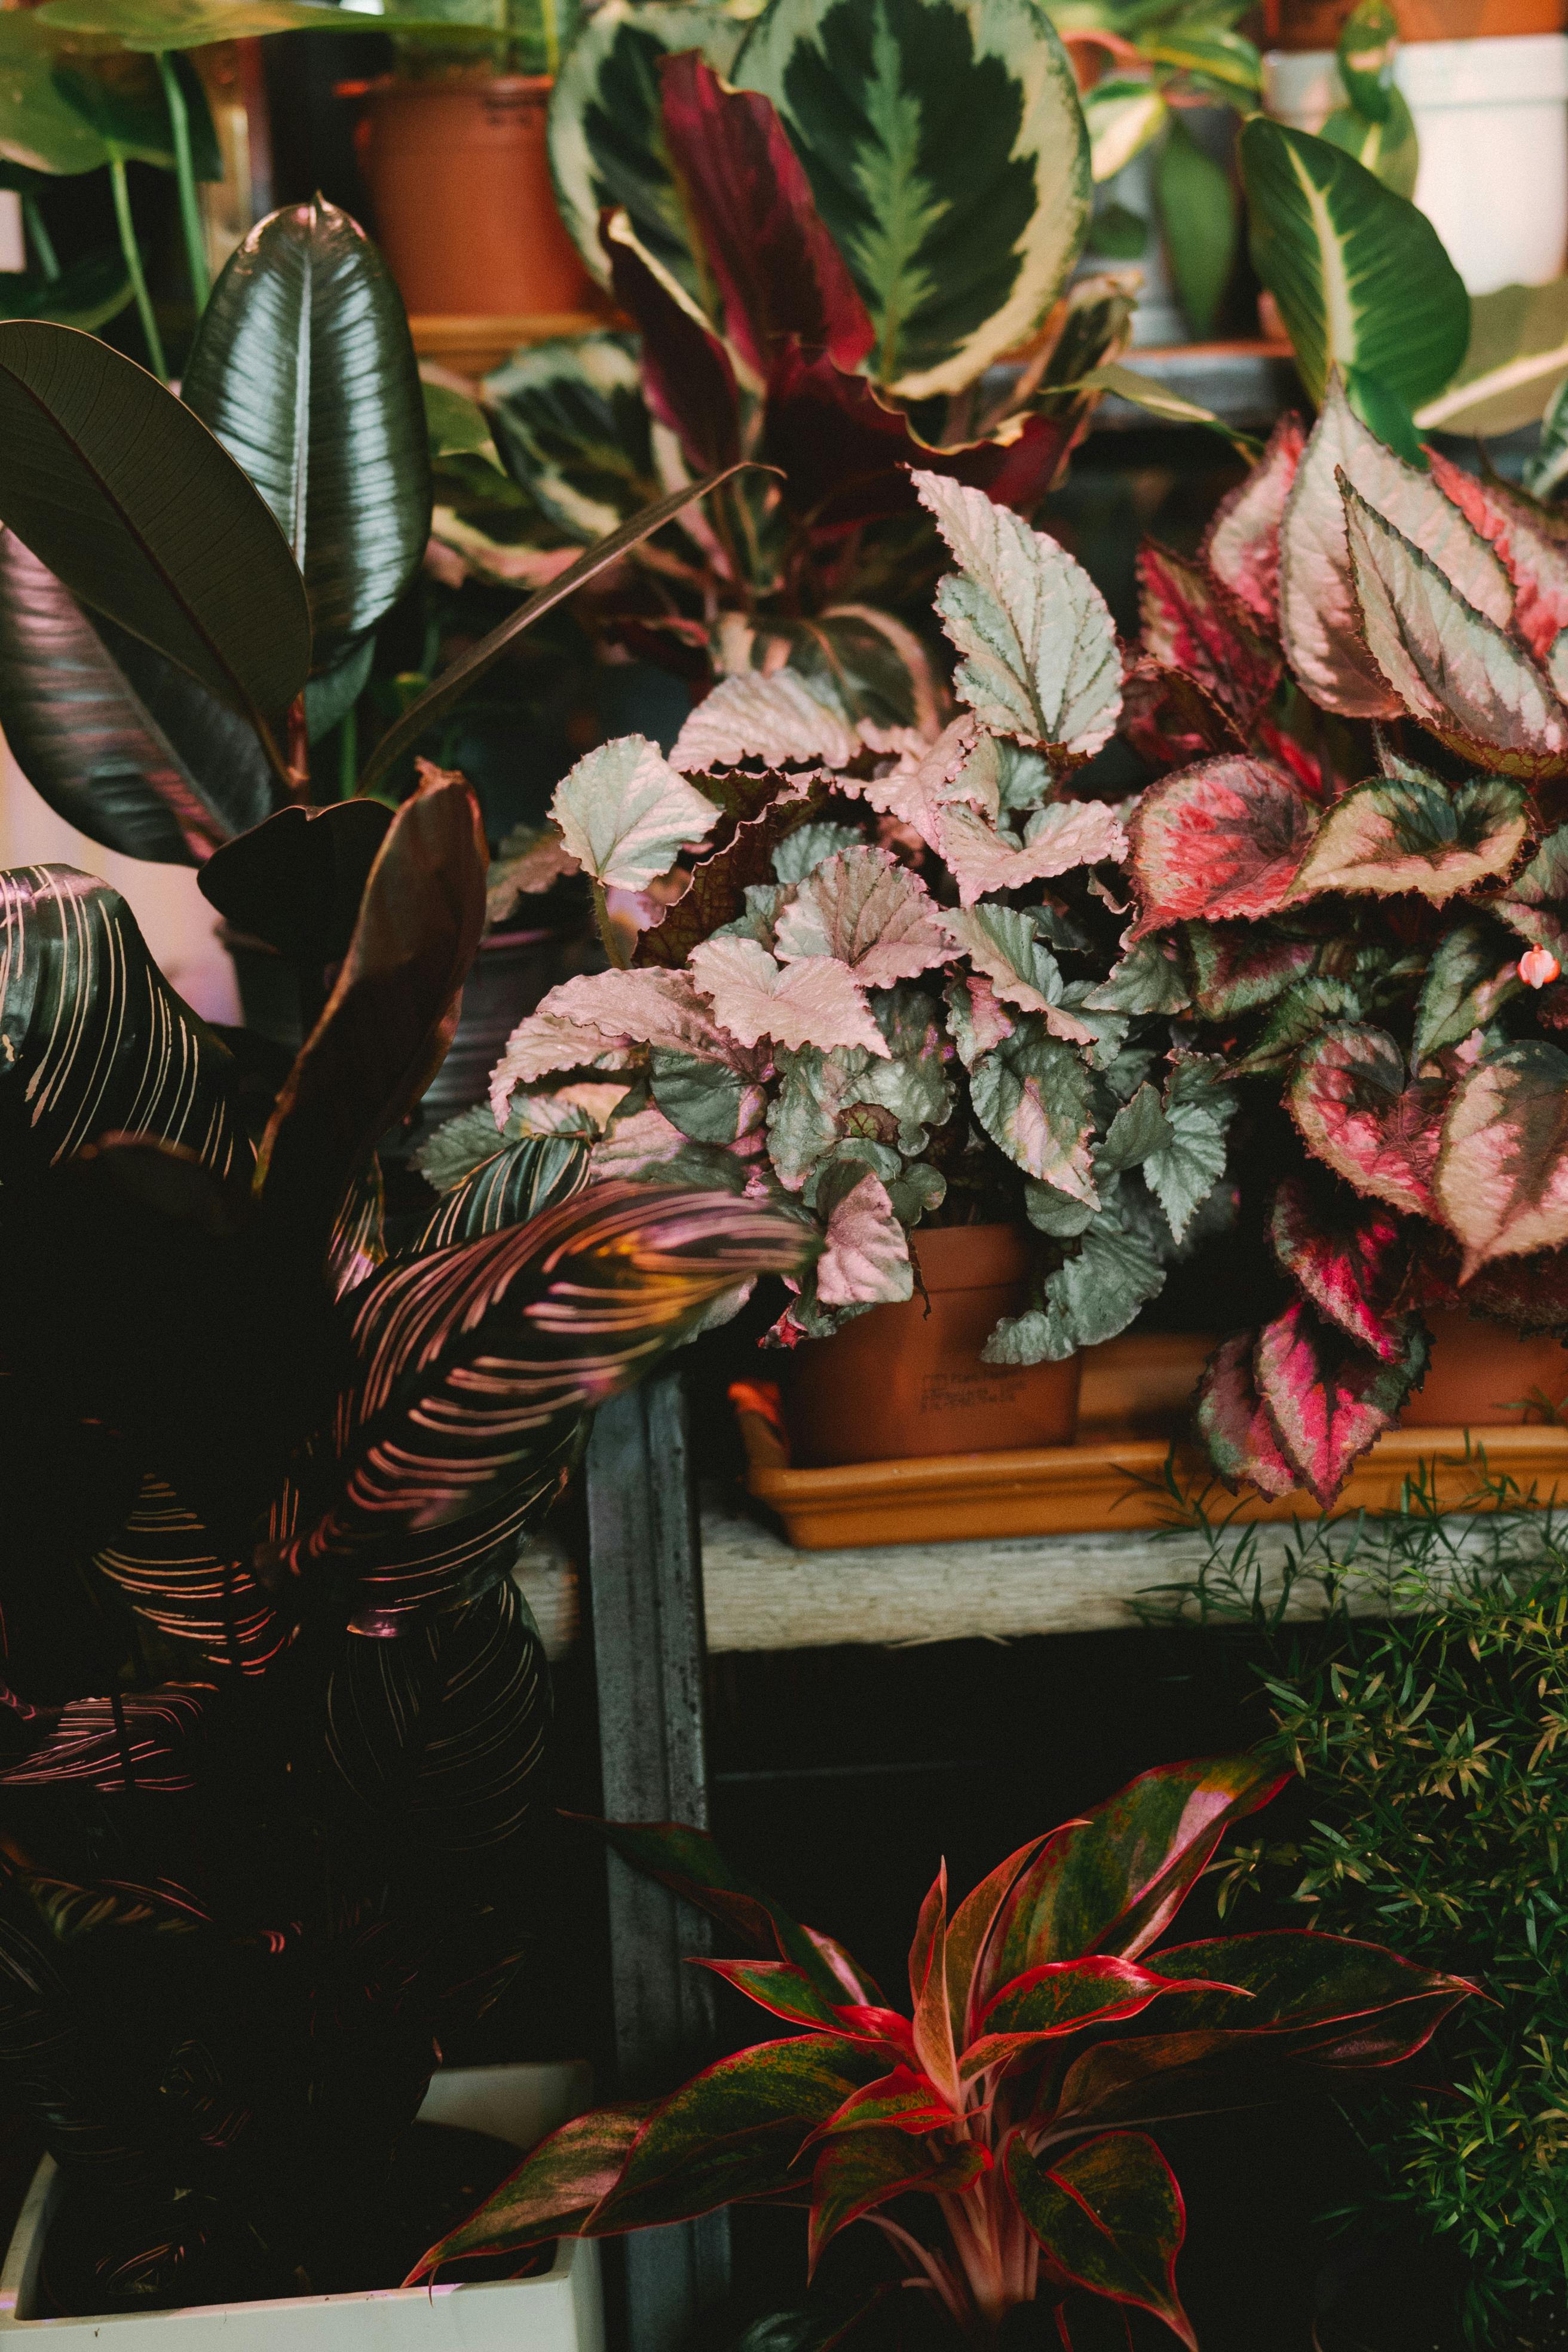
1201,410,1305,627
907,1862,961,2102
589,2037,884,2235
658,53,874,382
407,2102,653,2277
1435,1038,1568,1274
808,2064,957,2143
1289,1023,1453,1217
977,1757,1286,2004
961,1956,1245,2082
1269,1174,1409,1361
1129,757,1318,937
1253,1298,1428,1506
602,209,741,476
1425,448,1568,666
698,1958,847,2033
1141,1930,1477,2062
1194,1330,1300,1497
1007,2132,1195,2351
944,1833,1052,2047
808,2129,988,2274
1136,542,1282,728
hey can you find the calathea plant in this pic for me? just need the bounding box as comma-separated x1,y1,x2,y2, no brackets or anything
466,469,1238,1362
0,758,811,2310
409,1756,1474,2347
429,0,1138,733
1111,369,1568,1505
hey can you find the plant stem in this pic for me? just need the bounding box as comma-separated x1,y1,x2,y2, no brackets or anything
286,694,311,802
155,51,211,313
109,155,167,381
540,0,561,75
22,195,59,283
592,879,628,969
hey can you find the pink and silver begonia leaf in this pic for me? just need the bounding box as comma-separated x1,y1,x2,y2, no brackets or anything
1129,756,1318,936
1288,1022,1453,1216
1200,409,1305,628
1253,1297,1428,1508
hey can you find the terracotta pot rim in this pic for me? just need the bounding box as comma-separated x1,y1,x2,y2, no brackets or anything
351,69,557,99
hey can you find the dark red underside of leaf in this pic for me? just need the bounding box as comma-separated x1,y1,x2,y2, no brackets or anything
635,778,826,967
604,212,740,476
1137,541,1282,730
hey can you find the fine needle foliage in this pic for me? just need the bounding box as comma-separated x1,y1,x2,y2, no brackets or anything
410,1757,1473,2348
1144,1478,1568,2340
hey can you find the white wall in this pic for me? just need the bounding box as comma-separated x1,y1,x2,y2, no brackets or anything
0,744,242,1025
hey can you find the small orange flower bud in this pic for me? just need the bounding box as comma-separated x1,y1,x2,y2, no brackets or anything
1520,947,1561,990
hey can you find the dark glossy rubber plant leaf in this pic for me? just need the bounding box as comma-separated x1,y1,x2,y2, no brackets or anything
183,200,430,659
0,322,310,747
1435,1037,1568,1274
1007,2132,1193,2349
0,531,275,863
256,768,486,1252
1129,756,1317,936
274,1182,816,1584
326,1578,549,1852
1289,1021,1451,1216
0,247,130,332
198,796,394,970
408,2102,654,2277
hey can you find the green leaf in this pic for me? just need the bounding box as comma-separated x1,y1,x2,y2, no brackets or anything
1143,23,1260,97
1007,2133,1194,2349
733,607,944,739
1156,117,1236,339
1435,1039,1568,1275
1336,0,1398,121
303,634,374,745
484,332,657,543
37,0,503,46
51,51,218,172
969,1015,1096,1199
1291,760,1529,904
1076,359,1253,452
734,0,1091,397
1085,199,1149,260
547,0,747,291
182,200,430,662
1144,1057,1232,1242
1414,921,1521,1061
1417,275,1568,439
0,14,115,174
651,1048,760,1144
422,378,493,461
1529,366,1568,501
985,1191,1166,1362
1492,821,1568,961
0,530,275,864
0,322,310,752
1241,118,1468,411
1318,88,1418,202
0,248,130,332
1082,78,1166,183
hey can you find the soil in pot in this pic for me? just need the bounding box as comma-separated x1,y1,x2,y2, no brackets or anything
36,2121,530,2316
354,75,595,319
1403,1306,1568,1426
782,1224,1082,1469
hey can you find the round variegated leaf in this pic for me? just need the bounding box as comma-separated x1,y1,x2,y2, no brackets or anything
1254,1297,1426,1508
1129,756,1317,936
1435,1039,1568,1275
552,734,721,891
734,0,1090,399
1288,1022,1450,1217
548,0,748,291
1290,760,1528,904
773,844,949,985
483,333,659,544
690,935,887,1054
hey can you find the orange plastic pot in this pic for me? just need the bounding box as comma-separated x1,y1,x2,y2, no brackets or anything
353,74,594,319
1266,0,1564,44
1402,1307,1568,1426
782,1224,1082,1469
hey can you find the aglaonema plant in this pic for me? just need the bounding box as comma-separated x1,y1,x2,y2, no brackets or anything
409,1756,1474,2347
1109,368,1568,1506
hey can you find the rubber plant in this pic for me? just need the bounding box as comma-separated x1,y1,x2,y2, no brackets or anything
466,469,1236,1363
1101,365,1568,1506
409,1755,1474,2346
427,0,1138,736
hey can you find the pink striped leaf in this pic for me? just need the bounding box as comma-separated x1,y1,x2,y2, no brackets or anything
1289,1023,1451,1214
1270,1175,1408,1360
1129,756,1318,936
1254,1298,1428,1506
1435,1039,1568,1273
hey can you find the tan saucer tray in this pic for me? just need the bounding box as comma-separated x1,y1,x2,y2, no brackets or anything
736,1332,1568,1552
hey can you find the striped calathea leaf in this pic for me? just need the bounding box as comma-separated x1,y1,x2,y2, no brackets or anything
409,1764,1470,2348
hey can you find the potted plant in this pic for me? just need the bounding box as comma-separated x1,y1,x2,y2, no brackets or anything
406,1754,1475,2347
478,468,1237,1466
0,741,811,2326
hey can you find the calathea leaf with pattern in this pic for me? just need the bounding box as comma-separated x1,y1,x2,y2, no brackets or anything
411,1757,1471,2351
1118,364,1568,1503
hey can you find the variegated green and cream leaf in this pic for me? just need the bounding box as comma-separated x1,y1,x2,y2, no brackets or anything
483,333,659,544
734,0,1091,397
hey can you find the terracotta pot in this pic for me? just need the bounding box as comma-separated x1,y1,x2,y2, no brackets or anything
782,1224,1082,1469
353,75,595,320
1402,1307,1568,1426
1267,0,1563,44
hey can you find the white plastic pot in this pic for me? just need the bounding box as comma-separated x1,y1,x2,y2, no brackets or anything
1264,31,1568,293
0,2063,602,2351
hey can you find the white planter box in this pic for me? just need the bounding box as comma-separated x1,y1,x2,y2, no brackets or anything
0,2063,602,2351
1266,32,1568,295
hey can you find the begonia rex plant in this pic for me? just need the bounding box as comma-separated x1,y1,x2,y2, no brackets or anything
409,1755,1475,2348
456,471,1238,1364
1111,370,1568,1506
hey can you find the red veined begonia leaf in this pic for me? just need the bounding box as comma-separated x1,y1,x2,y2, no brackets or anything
1289,1022,1451,1215
657,53,873,383
1435,1039,1568,1273
589,2036,884,2235
1342,480,1568,776
1006,2132,1194,2350
1270,1174,1408,1361
1201,409,1305,628
976,1756,1285,2003
1129,757,1318,936
808,2064,957,2143
808,2129,988,2276
1136,542,1282,729
962,1956,1244,2082
1253,1298,1428,1506
1254,713,1334,803
1425,448,1568,666
1117,659,1243,774
406,2102,653,2278
1419,1233,1568,1335
1289,758,1529,905
1194,1331,1300,1497
944,1834,1052,2047
1186,922,1319,1021
602,208,742,476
